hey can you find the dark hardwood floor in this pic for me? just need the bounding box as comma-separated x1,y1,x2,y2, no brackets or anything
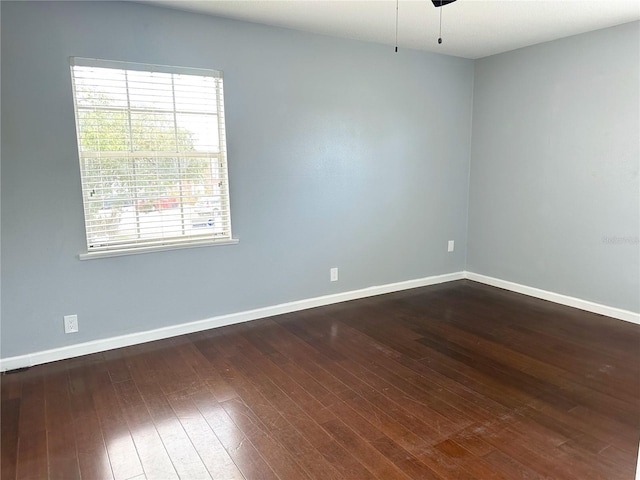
2,280,639,479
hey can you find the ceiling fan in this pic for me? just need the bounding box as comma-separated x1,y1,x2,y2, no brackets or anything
396,0,459,51
432,0,459,44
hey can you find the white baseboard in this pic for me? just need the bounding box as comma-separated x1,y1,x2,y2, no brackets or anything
464,271,640,325
3,270,637,372
0,271,464,372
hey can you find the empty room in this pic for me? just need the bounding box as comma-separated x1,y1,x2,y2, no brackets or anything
1,0,639,479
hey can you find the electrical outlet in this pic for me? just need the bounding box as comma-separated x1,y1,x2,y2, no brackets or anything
448,240,455,252
64,314,79,334
330,267,339,282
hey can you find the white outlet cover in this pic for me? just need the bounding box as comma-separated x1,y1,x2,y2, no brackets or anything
64,314,79,333
448,240,455,252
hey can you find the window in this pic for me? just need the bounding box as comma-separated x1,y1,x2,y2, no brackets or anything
70,57,235,258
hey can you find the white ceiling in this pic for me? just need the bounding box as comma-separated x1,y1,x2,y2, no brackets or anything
140,0,640,59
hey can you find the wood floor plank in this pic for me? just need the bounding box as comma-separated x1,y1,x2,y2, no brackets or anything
416,331,578,412
91,369,145,480
1,372,22,400
2,280,638,479
43,366,81,480
414,445,478,480
67,361,115,480
331,317,514,425
195,335,337,480
433,439,511,480
453,318,640,409
260,322,437,454
415,315,639,425
123,350,213,480
278,320,457,444
158,344,253,480
218,346,347,480
297,314,475,433
16,430,48,480
111,378,180,480
155,339,281,480
483,426,604,480
15,368,47,480
220,396,313,480
235,330,437,480
558,440,636,480
191,389,280,480
368,436,445,480
482,448,548,480
16,368,45,437
320,418,414,480
1,398,21,480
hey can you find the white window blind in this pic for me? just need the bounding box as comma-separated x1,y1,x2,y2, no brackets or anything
70,57,234,256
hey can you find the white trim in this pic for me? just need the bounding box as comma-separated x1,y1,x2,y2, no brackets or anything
0,271,464,372
3,270,637,372
464,271,640,325
79,237,239,260
71,57,222,78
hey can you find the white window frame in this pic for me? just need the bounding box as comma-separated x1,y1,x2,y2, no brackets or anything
70,57,237,259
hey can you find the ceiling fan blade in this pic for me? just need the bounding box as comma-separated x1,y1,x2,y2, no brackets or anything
431,0,458,6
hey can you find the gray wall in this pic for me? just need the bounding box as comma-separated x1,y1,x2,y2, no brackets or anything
1,1,473,358
467,22,640,312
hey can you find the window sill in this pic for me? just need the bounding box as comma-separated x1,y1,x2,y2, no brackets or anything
78,238,239,260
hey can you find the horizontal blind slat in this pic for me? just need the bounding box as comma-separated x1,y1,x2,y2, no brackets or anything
71,57,233,253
